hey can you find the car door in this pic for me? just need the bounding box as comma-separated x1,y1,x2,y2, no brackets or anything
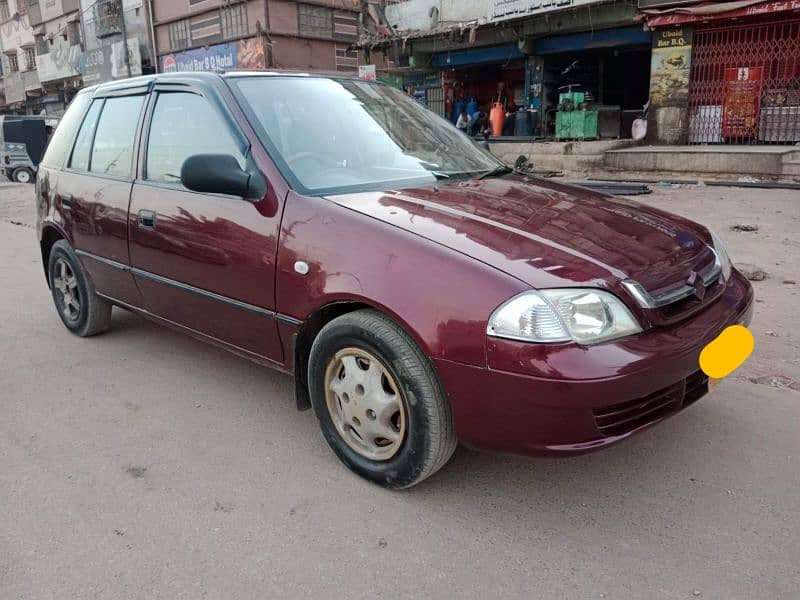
128,85,284,364
56,90,146,308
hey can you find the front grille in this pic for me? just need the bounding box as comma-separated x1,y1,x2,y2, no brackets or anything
656,279,725,324
592,371,708,437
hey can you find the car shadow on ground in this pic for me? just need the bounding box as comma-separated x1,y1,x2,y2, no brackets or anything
101,306,748,506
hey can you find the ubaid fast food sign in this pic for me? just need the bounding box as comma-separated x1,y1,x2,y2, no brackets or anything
488,0,605,23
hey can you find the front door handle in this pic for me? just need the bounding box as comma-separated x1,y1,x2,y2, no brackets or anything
61,193,73,208
138,209,156,230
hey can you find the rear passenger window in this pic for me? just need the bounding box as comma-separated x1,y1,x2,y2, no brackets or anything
90,95,145,178
146,92,245,184
69,99,103,172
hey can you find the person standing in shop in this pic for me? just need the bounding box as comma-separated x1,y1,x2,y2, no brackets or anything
456,111,470,134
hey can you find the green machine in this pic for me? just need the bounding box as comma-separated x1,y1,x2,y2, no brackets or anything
555,87,598,141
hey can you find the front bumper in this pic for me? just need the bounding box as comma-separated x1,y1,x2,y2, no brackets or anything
435,270,754,455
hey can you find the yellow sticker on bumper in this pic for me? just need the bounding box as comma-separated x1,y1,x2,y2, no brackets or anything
699,325,755,380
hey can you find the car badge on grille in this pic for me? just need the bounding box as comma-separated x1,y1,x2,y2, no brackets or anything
686,271,706,301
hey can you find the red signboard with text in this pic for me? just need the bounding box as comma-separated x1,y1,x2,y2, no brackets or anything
722,67,764,139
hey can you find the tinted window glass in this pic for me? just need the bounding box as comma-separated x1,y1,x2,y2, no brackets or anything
69,99,103,172
146,92,244,184
90,95,144,178
41,93,92,168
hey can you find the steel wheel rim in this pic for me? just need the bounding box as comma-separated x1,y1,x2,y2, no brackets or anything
16,170,31,183
324,347,407,461
52,258,81,322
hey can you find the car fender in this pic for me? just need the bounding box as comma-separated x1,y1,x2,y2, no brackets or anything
276,191,529,369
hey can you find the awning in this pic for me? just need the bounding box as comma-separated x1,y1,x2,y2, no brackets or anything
432,44,524,68
641,0,800,27
534,27,652,55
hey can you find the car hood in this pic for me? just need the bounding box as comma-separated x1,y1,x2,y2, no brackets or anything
327,175,715,292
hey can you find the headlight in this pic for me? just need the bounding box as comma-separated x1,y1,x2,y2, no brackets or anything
487,289,642,345
709,229,733,281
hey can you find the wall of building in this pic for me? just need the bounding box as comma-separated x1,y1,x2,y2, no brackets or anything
267,0,360,71
79,0,151,86
385,0,489,32
28,0,80,25
152,0,362,74
1,1,40,108
34,15,82,84
152,0,267,55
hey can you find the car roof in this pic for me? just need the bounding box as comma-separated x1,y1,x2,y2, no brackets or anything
82,69,366,97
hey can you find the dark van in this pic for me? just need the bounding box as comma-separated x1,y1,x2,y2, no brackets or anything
1,115,54,183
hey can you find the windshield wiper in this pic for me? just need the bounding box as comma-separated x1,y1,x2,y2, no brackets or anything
476,165,514,180
430,171,451,180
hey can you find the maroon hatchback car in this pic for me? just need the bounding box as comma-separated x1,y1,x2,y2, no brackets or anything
36,72,753,488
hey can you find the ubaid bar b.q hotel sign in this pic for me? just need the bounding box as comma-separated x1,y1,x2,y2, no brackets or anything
488,0,604,22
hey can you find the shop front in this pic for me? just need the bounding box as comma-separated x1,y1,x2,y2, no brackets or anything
642,0,800,145
434,44,529,137
398,44,529,138
531,26,653,139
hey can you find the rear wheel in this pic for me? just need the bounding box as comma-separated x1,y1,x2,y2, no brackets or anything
309,309,457,489
12,167,33,184
48,240,111,337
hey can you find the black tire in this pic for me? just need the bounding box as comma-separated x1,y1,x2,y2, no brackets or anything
308,309,457,489
48,240,112,337
12,167,34,184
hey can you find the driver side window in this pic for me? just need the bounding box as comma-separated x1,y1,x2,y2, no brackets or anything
146,92,245,184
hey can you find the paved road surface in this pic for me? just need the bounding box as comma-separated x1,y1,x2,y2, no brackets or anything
1,181,798,599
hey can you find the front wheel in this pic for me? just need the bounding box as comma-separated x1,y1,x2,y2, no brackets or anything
308,309,457,489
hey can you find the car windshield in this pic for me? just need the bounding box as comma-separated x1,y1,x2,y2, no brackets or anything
229,76,502,195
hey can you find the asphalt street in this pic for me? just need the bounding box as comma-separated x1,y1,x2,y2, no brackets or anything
1,180,798,599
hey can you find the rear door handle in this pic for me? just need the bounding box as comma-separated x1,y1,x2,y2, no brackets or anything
61,193,73,208
138,209,156,230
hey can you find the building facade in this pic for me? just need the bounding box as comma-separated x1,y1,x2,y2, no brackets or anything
26,0,82,115
363,0,800,145
0,0,376,115
79,0,155,87
362,0,649,138
1,0,42,113
641,0,800,145
153,0,364,75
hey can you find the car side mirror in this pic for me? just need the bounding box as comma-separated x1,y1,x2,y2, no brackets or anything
181,154,254,198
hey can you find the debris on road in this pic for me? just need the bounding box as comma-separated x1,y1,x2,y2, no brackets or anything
736,263,768,281
748,375,800,391
126,466,147,479
730,224,759,232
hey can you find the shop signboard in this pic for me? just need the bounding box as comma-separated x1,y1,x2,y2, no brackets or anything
638,0,696,7
160,38,265,73
3,72,27,105
644,0,800,26
358,65,377,81
722,66,764,139
377,75,402,89
648,25,694,143
488,0,604,23
649,26,693,109
81,37,142,84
